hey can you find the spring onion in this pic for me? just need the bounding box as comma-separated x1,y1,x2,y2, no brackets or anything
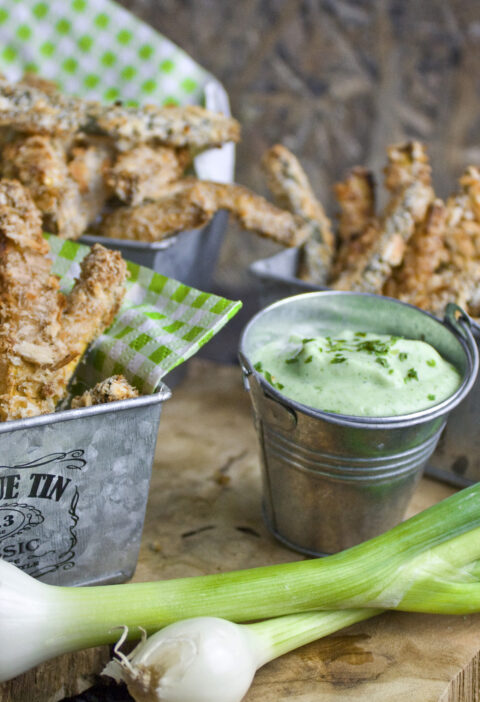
102,611,380,702
2,483,480,682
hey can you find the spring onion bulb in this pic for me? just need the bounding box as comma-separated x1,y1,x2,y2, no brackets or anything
103,610,380,702
2,483,480,682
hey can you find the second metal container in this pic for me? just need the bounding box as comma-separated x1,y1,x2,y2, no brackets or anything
81,210,228,292
239,291,478,556
0,386,170,586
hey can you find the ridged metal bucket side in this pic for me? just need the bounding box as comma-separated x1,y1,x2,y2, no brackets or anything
249,384,444,556
262,423,444,482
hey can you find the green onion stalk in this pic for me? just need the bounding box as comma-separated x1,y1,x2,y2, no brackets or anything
2,483,480,685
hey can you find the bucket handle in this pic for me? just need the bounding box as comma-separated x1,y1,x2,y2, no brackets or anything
444,303,479,359
238,350,253,391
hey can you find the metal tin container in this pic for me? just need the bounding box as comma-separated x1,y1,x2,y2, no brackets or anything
250,249,480,487
0,384,171,586
81,210,228,291
239,291,478,556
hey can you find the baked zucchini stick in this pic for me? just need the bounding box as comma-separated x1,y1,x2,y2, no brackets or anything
383,141,432,192
71,375,139,408
430,167,480,317
383,198,449,310
97,179,217,242
334,166,376,243
262,144,335,284
1,135,77,229
66,135,113,237
0,77,240,151
97,178,310,247
106,145,191,205
0,180,127,420
332,142,434,293
332,179,433,293
330,166,377,280
49,243,128,407
2,134,113,239
0,75,87,135
0,180,67,421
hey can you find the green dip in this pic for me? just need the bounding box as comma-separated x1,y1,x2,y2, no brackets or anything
253,330,462,417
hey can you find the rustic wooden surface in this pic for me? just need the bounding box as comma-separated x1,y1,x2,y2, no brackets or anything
2,358,480,702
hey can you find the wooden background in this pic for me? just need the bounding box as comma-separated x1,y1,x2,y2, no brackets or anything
118,0,480,293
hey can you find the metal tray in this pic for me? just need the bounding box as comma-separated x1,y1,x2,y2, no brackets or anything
81,210,228,291
249,248,480,488
0,384,170,586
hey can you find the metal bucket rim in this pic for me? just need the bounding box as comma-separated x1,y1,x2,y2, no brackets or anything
80,232,181,252
239,290,479,429
0,382,172,434
249,250,323,291
80,212,226,253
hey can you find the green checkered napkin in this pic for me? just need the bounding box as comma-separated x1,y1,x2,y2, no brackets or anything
0,0,211,107
46,234,242,394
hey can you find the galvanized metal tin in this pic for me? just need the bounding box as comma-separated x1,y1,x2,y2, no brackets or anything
239,291,478,556
81,210,228,291
0,384,171,586
249,249,480,487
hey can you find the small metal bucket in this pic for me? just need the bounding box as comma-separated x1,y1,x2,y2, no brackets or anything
249,249,480,487
0,385,170,586
239,291,478,556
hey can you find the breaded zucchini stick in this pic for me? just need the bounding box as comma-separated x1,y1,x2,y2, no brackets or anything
66,134,113,235
332,179,433,293
262,144,335,284
383,141,432,192
330,166,377,280
0,77,241,151
332,142,434,293
429,167,480,317
97,179,217,242
51,243,127,399
71,375,139,408
90,103,240,152
106,145,190,205
97,178,310,247
0,75,86,136
1,135,74,221
383,198,449,310
0,180,66,420
0,181,127,420
1,133,112,239
334,166,376,243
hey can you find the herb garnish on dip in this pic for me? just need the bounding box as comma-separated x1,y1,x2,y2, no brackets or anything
253,330,461,417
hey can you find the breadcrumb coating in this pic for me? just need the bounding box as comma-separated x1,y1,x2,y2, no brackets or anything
0,180,128,421
262,144,335,283
98,178,310,247
71,375,139,408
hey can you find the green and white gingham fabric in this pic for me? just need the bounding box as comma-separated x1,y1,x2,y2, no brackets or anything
46,235,242,394
0,0,211,107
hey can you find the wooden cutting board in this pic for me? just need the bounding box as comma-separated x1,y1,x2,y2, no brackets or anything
2,359,479,702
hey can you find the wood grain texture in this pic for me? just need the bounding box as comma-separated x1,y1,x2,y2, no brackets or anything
2,359,480,701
